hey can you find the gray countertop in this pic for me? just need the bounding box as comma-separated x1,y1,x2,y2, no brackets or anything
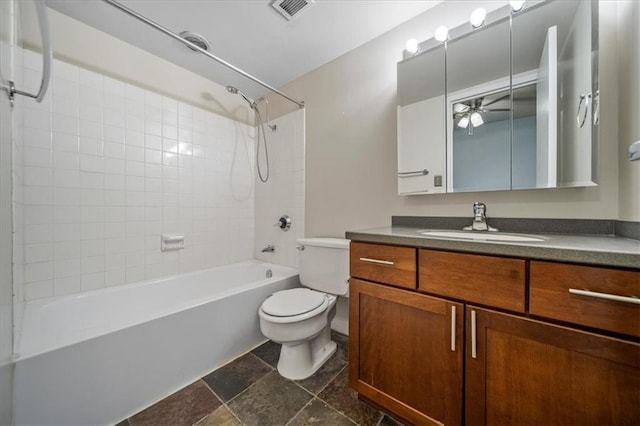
345,226,640,269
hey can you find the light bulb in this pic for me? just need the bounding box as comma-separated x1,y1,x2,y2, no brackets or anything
470,112,484,127
510,0,525,12
405,38,419,55
457,115,470,128
470,8,487,28
454,103,467,113
434,25,449,43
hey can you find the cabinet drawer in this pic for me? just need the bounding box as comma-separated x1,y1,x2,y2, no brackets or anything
419,249,525,312
530,261,640,338
350,242,416,289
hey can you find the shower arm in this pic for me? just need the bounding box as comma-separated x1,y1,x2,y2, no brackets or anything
101,0,305,109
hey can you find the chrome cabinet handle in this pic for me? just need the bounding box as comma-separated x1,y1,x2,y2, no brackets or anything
358,257,394,266
569,289,640,305
471,310,477,359
397,169,429,178
451,306,457,352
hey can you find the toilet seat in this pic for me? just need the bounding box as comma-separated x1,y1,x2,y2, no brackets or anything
259,289,333,324
262,288,326,317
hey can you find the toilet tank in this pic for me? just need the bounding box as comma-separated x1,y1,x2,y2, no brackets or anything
297,238,350,296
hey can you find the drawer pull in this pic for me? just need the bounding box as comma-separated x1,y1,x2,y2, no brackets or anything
471,310,477,359
451,306,456,352
358,257,395,266
569,289,640,305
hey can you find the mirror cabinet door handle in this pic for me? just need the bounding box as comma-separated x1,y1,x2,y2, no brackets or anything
471,309,477,359
451,306,457,352
593,90,600,126
576,92,591,128
569,289,640,305
397,169,429,178
358,257,395,266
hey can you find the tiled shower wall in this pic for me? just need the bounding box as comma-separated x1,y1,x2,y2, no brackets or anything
254,109,305,269
13,50,258,302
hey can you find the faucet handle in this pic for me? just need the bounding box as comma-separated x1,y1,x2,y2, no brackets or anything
473,201,486,212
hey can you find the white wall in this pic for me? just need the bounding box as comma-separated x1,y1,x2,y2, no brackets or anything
617,0,640,221
254,108,305,268
265,1,630,238
0,0,15,421
13,51,256,302
19,7,252,126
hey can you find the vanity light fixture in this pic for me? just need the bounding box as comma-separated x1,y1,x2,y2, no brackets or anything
405,38,419,55
510,0,526,12
470,8,487,28
434,25,449,43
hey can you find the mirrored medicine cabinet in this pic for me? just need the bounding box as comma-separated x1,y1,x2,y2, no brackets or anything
397,0,599,195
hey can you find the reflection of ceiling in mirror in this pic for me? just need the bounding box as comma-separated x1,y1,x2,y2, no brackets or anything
452,85,536,127
512,1,581,73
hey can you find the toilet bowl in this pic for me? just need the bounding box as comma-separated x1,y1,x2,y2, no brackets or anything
258,238,349,380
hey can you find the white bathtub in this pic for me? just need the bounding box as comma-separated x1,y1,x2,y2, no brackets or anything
14,260,299,426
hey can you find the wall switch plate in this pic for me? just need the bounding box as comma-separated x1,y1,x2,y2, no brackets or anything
434,175,443,187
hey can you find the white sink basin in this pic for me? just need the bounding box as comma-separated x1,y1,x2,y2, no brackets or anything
419,230,545,243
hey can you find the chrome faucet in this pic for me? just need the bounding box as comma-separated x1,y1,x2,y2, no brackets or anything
261,244,275,253
463,202,498,232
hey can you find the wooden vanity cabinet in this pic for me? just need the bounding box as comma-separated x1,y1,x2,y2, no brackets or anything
465,306,640,425
349,278,464,425
349,242,640,425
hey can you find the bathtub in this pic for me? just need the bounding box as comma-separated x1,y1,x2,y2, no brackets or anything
13,260,299,426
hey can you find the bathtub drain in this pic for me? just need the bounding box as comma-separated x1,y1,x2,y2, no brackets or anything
266,269,273,278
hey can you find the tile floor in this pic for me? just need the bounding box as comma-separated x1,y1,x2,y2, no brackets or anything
116,332,403,426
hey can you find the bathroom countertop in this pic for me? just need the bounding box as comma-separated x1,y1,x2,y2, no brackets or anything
345,226,640,269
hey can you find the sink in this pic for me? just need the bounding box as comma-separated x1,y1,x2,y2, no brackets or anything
419,230,545,243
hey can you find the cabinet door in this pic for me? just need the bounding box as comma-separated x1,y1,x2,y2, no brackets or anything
349,278,463,425
466,306,640,425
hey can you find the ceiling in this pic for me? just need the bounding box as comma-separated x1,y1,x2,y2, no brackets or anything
45,0,443,99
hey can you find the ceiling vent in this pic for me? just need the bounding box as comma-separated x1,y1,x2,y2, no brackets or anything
271,0,314,21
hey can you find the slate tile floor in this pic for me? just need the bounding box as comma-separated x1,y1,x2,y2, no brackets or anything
118,332,403,426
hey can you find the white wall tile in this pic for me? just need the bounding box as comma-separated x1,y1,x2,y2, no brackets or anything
14,55,273,301
54,258,81,278
81,272,105,291
24,244,53,264
54,276,81,296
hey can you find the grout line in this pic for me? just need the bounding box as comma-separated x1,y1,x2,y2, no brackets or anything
284,398,315,426
249,349,277,371
308,359,348,396
224,367,275,405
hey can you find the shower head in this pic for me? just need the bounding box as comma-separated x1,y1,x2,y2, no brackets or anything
226,85,256,109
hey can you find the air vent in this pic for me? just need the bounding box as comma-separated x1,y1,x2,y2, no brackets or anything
271,0,314,21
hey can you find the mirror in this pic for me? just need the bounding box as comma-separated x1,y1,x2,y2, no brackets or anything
396,0,599,195
397,45,446,195
446,19,511,192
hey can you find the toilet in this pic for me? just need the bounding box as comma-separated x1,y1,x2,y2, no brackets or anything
258,237,350,380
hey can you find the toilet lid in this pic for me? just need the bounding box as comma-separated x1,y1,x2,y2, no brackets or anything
262,288,326,317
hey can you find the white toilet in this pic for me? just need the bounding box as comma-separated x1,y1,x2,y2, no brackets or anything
258,237,350,380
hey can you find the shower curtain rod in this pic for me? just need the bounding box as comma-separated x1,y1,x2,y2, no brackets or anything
102,0,305,109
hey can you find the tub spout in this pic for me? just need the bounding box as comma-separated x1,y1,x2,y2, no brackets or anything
261,244,275,253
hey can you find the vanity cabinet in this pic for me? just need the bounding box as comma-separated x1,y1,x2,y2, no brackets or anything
349,278,463,425
349,242,640,425
466,306,640,425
